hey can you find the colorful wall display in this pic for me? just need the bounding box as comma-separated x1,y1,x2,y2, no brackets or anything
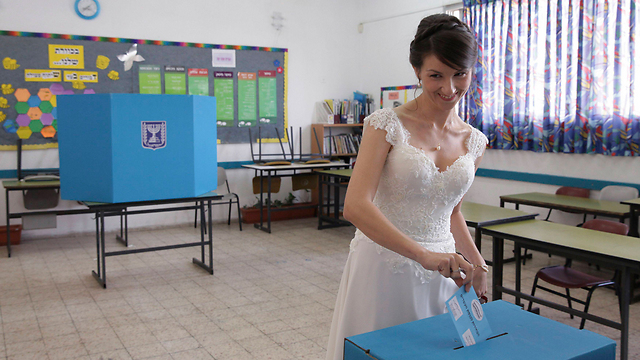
237,72,257,127
0,30,287,148
213,71,234,126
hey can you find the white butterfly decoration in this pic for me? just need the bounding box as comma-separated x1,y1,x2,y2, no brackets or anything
117,44,145,71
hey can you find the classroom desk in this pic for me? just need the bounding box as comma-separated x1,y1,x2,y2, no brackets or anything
461,202,538,264
620,197,640,237
317,169,353,230
242,161,349,233
315,170,538,260
482,219,640,360
3,180,96,257
500,192,631,223
83,191,222,288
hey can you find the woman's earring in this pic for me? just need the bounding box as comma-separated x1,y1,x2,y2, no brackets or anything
418,79,422,88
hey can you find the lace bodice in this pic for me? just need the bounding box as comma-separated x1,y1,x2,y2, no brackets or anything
350,108,488,283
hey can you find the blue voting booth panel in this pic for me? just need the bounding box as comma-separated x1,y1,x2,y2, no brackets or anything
345,301,615,360
57,94,217,203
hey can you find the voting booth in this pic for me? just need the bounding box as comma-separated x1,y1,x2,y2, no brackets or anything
57,94,217,203
344,301,615,360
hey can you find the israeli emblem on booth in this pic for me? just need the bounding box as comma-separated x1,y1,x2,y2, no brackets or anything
141,121,166,150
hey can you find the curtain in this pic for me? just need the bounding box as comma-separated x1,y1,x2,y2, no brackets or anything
461,0,640,156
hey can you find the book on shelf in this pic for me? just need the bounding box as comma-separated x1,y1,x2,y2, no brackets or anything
323,133,361,155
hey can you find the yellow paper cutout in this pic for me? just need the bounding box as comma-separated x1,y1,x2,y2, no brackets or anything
50,95,57,107
48,44,84,69
64,71,98,83
25,69,62,82
72,81,86,90
96,55,110,69
2,57,20,70
0,97,9,108
1,84,15,95
0,111,5,122
107,70,120,80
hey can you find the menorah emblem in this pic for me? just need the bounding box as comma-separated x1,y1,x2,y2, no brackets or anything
141,121,166,150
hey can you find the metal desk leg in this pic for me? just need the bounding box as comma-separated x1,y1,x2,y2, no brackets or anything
492,236,504,301
317,174,324,229
116,207,129,247
5,188,11,257
333,176,339,221
193,200,214,274
514,243,522,307
620,267,631,360
92,210,107,288
630,207,639,238
255,169,265,231
266,171,272,233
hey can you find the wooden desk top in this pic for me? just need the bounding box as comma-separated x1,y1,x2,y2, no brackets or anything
621,198,640,207
242,161,348,171
483,219,640,266
461,201,538,227
500,192,630,217
3,180,60,189
316,169,354,177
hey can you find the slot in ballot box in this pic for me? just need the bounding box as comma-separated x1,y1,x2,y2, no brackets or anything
57,94,217,203
344,301,615,360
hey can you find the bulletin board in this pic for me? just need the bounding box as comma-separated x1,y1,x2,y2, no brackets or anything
0,30,288,150
380,85,421,109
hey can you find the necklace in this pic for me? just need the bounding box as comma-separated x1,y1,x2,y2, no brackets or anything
434,121,448,151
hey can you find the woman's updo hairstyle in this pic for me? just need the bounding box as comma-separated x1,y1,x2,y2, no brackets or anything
410,14,478,72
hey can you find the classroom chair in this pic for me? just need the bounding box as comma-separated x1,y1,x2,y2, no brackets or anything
527,219,629,329
194,167,242,231
544,186,591,222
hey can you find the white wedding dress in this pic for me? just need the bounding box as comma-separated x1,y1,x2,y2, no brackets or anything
325,108,488,360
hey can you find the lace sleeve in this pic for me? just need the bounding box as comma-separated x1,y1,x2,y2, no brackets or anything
468,127,489,160
363,108,401,146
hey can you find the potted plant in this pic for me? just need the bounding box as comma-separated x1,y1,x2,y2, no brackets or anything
241,192,316,224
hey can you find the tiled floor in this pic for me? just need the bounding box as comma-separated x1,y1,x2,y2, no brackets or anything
0,218,638,359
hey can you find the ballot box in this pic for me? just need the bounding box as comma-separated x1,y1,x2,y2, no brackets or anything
57,94,217,203
344,300,615,360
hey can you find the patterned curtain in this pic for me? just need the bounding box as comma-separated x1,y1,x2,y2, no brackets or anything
461,0,640,156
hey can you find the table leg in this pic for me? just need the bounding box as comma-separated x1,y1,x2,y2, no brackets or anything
514,243,522,307
266,171,272,233
620,267,631,360
193,200,214,275
317,174,324,229
333,176,339,222
256,169,264,231
629,207,639,238
92,210,107,288
492,236,504,301
115,208,129,247
5,188,11,257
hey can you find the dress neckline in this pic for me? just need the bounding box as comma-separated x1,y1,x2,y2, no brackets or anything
387,108,475,174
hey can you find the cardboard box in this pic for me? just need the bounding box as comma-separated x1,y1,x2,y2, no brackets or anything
57,94,217,203
345,300,615,360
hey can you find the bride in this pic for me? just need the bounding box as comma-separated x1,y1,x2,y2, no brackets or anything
325,14,489,360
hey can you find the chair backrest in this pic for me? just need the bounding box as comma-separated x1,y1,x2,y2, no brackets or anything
582,219,629,236
556,186,590,198
598,185,639,202
217,167,228,192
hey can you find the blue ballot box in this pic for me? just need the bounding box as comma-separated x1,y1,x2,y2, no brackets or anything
57,94,217,203
344,301,615,360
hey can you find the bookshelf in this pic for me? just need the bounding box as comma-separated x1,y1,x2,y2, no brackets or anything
310,123,364,158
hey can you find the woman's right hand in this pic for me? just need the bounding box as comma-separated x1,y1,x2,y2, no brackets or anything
417,250,474,291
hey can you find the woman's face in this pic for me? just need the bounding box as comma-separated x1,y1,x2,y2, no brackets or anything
414,54,472,111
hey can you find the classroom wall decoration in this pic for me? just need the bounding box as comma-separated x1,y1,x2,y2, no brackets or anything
380,85,421,109
0,30,288,150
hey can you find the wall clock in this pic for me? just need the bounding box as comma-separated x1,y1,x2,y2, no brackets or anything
75,0,100,20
